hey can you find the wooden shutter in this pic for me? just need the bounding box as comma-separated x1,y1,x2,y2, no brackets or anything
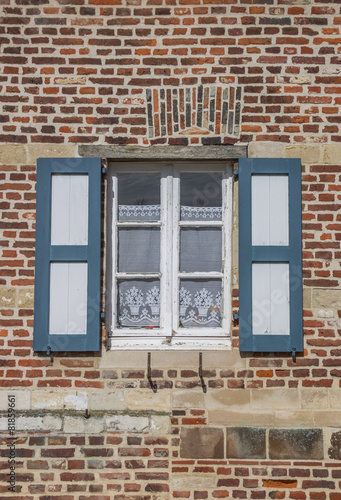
238,158,303,353
33,158,102,352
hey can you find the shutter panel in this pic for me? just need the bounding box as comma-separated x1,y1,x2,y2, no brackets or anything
238,158,303,353
33,158,102,352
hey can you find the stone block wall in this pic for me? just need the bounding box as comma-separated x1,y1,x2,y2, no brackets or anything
1,1,341,498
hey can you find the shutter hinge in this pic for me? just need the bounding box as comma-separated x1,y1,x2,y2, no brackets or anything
233,312,239,321
291,347,296,363
100,311,106,320
101,167,107,175
233,168,239,179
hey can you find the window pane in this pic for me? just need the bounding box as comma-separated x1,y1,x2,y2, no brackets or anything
252,175,289,246
118,173,160,221
252,262,290,335
49,262,88,335
118,227,160,273
180,228,222,272
180,172,222,221
117,280,160,328
179,279,222,328
51,174,89,245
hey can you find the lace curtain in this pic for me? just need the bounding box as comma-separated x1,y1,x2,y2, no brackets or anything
118,280,160,328
179,280,222,328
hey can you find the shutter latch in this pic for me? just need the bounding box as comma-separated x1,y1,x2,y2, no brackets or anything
291,347,296,363
46,345,53,363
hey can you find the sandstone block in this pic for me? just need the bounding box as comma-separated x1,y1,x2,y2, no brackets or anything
313,411,341,428
323,145,341,164
18,288,34,308
329,390,341,409
42,415,62,431
0,144,27,165
172,390,205,409
252,389,299,411
300,389,329,410
106,415,149,433
274,411,315,428
206,389,251,409
173,476,217,490
90,391,126,411
0,390,30,411
312,289,341,309
180,427,224,459
248,141,286,159
0,287,17,307
28,144,77,164
150,415,171,435
269,428,323,460
32,390,87,411
328,429,341,460
125,390,171,412
226,427,266,459
208,409,274,427
303,287,311,308
285,145,320,164
63,416,104,434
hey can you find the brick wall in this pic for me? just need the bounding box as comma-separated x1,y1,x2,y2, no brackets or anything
1,1,341,498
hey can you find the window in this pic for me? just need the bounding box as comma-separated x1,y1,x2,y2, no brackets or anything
107,162,233,349
33,155,303,354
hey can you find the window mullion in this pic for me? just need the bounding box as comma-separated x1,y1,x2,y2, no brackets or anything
172,168,180,335
161,166,173,334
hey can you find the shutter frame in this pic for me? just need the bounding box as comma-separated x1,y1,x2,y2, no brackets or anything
238,158,303,353
33,157,102,352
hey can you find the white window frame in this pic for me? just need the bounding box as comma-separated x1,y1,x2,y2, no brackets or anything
107,161,233,350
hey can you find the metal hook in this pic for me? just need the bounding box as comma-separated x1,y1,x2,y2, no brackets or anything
199,352,207,393
84,409,90,419
147,352,157,393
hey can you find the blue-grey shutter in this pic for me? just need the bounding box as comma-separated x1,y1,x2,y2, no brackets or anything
238,158,303,353
33,157,102,352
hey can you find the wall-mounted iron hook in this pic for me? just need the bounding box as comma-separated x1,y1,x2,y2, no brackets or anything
84,409,90,419
199,352,207,393
147,352,157,393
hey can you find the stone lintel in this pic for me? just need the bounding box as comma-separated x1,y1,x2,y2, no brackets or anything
79,145,248,161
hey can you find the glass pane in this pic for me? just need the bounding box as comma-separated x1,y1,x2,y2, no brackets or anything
51,174,89,245
179,279,222,328
180,228,222,272
117,280,160,328
49,262,87,335
180,172,222,221
252,263,290,335
118,227,160,273
118,173,160,221
252,175,289,246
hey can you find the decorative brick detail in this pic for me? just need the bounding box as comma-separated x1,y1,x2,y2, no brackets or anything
146,86,242,139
